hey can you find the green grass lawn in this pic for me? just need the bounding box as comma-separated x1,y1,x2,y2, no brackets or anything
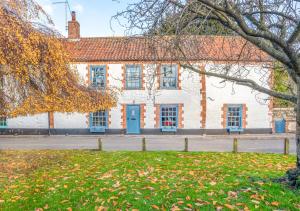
0,151,299,210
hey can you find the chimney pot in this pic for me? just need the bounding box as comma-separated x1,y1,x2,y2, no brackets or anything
71,11,76,21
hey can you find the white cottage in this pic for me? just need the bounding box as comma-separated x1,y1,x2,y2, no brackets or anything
0,12,274,135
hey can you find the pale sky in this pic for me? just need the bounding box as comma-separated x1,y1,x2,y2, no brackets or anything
36,0,133,37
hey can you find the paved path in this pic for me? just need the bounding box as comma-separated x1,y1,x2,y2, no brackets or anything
0,134,296,154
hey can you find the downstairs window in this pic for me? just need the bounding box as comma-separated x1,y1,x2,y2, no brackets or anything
90,110,107,132
227,105,243,132
160,105,178,132
0,117,7,128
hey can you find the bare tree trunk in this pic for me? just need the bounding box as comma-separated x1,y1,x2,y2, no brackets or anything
296,82,300,169
286,81,300,188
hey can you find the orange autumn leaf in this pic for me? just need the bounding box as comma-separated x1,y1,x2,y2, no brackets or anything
151,205,160,210
0,0,116,117
271,201,280,207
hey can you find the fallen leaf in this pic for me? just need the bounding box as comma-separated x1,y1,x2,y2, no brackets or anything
224,204,234,210
151,205,160,210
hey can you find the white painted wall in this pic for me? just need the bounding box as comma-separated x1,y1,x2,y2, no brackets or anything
205,63,272,129
4,62,272,130
7,113,49,129
54,113,88,129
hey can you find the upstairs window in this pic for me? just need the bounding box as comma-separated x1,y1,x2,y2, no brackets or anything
126,65,142,89
227,105,243,131
90,65,106,88
160,105,178,131
0,117,7,128
160,65,177,89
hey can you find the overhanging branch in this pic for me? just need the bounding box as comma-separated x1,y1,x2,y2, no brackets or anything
181,63,297,104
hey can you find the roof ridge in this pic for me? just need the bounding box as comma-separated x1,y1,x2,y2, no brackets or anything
67,35,240,40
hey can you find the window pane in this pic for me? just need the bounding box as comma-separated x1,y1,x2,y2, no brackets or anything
161,65,177,88
0,117,7,127
161,105,177,128
126,65,141,89
227,106,242,128
91,66,106,88
92,111,107,127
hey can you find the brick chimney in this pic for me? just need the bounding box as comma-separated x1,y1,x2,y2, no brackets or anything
68,11,80,39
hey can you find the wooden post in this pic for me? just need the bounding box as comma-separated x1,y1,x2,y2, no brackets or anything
98,138,102,151
284,138,289,155
184,137,188,152
142,137,146,152
233,138,238,153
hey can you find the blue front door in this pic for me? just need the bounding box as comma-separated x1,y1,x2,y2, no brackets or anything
126,105,140,134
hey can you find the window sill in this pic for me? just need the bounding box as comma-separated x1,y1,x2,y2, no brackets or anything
227,127,244,132
124,88,144,90
159,88,179,90
90,127,106,133
161,127,177,132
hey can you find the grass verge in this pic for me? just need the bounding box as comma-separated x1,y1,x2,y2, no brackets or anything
0,150,299,210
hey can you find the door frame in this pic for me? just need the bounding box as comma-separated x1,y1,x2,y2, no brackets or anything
126,105,141,134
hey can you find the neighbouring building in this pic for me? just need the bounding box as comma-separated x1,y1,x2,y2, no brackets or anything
0,12,274,135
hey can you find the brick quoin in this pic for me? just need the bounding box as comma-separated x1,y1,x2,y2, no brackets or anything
221,104,228,128
48,112,54,129
121,104,126,129
106,65,110,88
140,104,146,128
108,109,111,127
200,65,207,128
121,65,126,89
177,64,182,90
178,103,184,128
242,104,248,129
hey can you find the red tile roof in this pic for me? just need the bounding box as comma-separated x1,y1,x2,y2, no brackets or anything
64,36,272,63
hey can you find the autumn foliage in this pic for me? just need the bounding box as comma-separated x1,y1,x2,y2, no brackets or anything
0,0,116,117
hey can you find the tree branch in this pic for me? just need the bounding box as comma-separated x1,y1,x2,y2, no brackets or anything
181,63,297,104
